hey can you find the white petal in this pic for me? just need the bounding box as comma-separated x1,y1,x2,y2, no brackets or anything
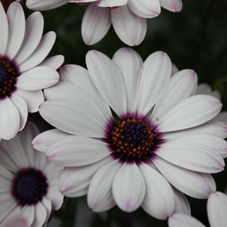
59,64,111,119
0,2,8,55
88,160,121,212
215,112,227,124
128,0,160,18
0,97,20,140
46,136,110,167
151,69,197,121
111,5,147,46
136,51,172,117
171,63,179,76
82,3,111,45
26,0,68,10
86,50,127,116
14,88,44,113
163,120,227,140
168,213,205,227
153,157,216,199
158,95,222,132
112,162,145,212
172,187,191,215
140,163,175,219
14,12,44,65
160,0,182,12
196,83,221,99
5,2,25,59
10,94,28,131
17,206,35,226
31,202,46,227
0,164,13,187
156,142,224,173
3,215,29,227
207,191,227,227
97,0,127,7
112,47,143,113
168,134,227,158
41,197,52,225
38,55,64,70
16,66,59,90
39,99,107,137
19,31,56,72
32,129,70,152
45,186,64,210
59,156,113,197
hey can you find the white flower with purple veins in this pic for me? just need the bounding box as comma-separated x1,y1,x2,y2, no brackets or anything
26,0,183,46
0,2,63,140
196,83,227,124
168,191,227,227
33,48,227,219
0,123,64,227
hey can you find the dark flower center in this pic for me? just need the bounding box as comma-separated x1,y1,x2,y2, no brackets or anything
109,118,161,163
1,0,16,11
11,168,48,206
0,57,19,99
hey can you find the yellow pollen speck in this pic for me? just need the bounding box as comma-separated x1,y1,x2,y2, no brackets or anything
156,117,159,121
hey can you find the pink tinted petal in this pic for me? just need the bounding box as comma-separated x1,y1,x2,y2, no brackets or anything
16,66,59,90
5,2,25,59
46,136,110,167
86,50,127,116
82,3,111,45
207,191,227,227
136,51,172,117
158,95,222,132
14,88,44,113
88,160,121,212
38,55,64,70
111,5,147,46
0,97,20,140
160,0,182,12
14,12,44,65
168,213,205,227
26,0,68,10
153,157,216,199
59,156,113,197
112,47,143,113
19,31,56,72
3,215,29,227
128,0,160,18
112,162,145,212
0,2,8,55
32,129,70,152
140,163,175,220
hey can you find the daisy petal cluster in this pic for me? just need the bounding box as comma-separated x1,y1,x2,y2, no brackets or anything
168,191,227,227
0,2,63,140
26,0,183,46
0,123,64,227
33,48,227,219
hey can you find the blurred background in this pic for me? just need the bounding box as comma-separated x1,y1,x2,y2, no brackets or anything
22,0,227,226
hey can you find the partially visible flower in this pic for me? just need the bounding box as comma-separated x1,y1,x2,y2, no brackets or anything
0,122,64,226
33,48,226,220
168,191,227,227
196,84,227,124
26,0,183,46
0,2,63,140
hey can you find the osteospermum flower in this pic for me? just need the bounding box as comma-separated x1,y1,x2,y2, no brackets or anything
33,48,227,219
168,191,227,227
196,83,227,124
0,122,63,226
26,0,183,46
0,2,63,140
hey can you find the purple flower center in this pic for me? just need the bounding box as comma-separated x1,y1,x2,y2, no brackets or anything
0,57,19,99
108,118,162,163
11,168,48,206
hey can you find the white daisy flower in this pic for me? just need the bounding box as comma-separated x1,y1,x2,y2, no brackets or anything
168,191,227,227
0,2,63,140
0,122,64,227
26,0,183,46
33,48,227,219
196,83,227,124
